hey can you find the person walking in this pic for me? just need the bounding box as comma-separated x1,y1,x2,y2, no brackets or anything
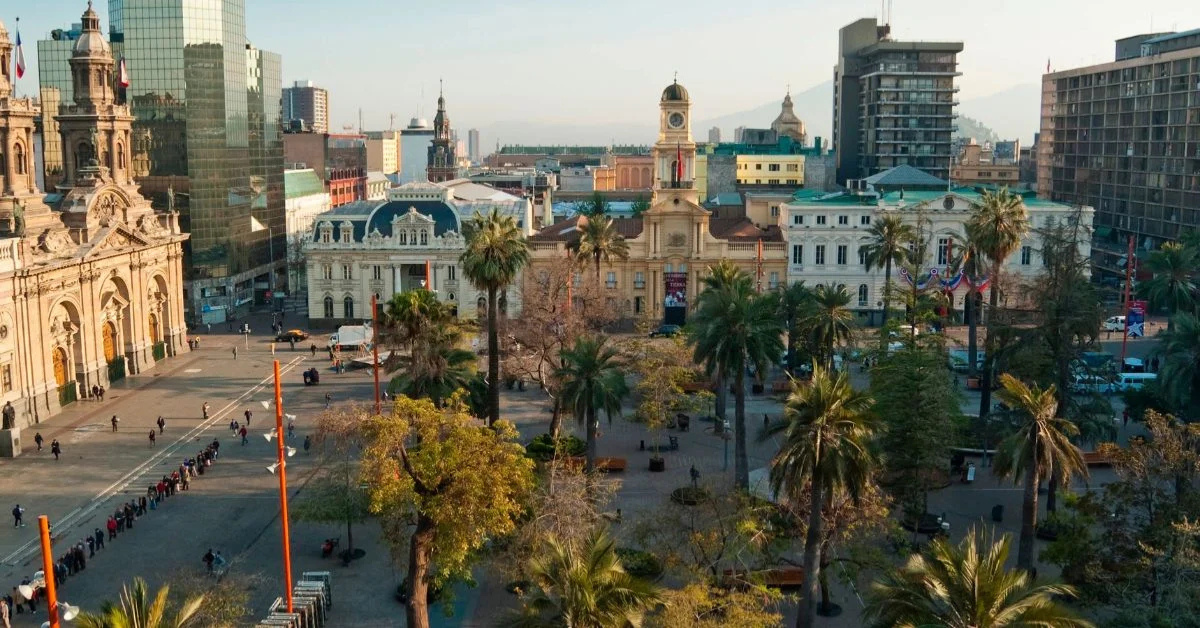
106,517,117,541
156,416,165,434
33,432,43,451
239,425,248,445
203,402,210,420
86,535,95,558
202,548,215,574
325,392,333,409
50,439,61,461
110,415,119,432
148,430,156,447
271,342,276,356
287,419,295,439
1,591,11,628
244,409,252,426
98,386,105,401
94,527,104,550
11,504,23,528
232,346,238,360
303,435,311,453
310,343,317,357
91,385,100,401
290,338,296,351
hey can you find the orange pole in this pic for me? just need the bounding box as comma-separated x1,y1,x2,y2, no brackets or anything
371,294,381,414
273,360,294,613
38,515,60,628
424,259,431,289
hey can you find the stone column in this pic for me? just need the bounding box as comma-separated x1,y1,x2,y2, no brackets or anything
1,128,12,194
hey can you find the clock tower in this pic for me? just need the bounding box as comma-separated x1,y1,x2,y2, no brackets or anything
652,78,698,205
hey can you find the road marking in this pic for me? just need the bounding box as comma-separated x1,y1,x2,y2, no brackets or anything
184,368,202,374
1,356,307,567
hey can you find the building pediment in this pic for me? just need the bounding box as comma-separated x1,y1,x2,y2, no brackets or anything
83,224,152,259
643,195,709,218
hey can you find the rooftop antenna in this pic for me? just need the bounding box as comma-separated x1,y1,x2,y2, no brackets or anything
358,108,363,134
389,113,396,130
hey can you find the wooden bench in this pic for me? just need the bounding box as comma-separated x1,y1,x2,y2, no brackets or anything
771,379,791,394
722,567,805,589
682,381,714,393
1082,451,1112,467
567,456,627,472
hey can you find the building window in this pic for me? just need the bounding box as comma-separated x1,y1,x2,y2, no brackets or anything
770,205,780,217
447,266,456,281
634,271,645,288
755,163,762,170
342,265,352,280
858,246,867,267
786,163,799,172
815,245,826,265
321,229,331,244
792,214,804,226
399,230,407,245
838,215,849,225
606,271,617,289
323,296,334,318
937,237,951,265
768,271,779,289
372,265,382,280
768,163,781,172
792,244,803,265
343,296,355,318
1021,246,1032,265
837,245,848,265
634,296,644,313
858,284,869,307
420,231,428,245
816,215,827,225
860,215,871,225
1,364,10,393
786,179,798,185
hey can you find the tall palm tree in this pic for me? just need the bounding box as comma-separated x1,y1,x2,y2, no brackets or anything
863,215,917,335
461,208,529,426
557,336,628,472
383,288,452,358
75,577,204,628
863,528,1093,628
1156,312,1200,413
702,259,745,424
1138,241,1198,322
762,365,877,628
953,223,988,375
573,215,630,282
803,284,854,369
776,281,812,375
992,374,1087,572
497,530,662,628
691,260,784,489
968,188,1030,420
389,326,478,407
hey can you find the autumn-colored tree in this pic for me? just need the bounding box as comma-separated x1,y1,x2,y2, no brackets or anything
624,335,710,459
649,583,783,628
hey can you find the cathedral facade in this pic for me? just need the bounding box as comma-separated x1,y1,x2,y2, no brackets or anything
0,6,188,436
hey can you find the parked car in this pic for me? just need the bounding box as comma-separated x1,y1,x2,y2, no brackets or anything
1121,357,1146,373
1103,316,1126,332
276,329,310,342
1113,372,1156,392
1070,374,1113,395
649,324,682,338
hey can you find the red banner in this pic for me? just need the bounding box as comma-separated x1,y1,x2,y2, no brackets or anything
664,272,687,308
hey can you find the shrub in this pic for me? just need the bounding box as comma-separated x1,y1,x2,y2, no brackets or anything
615,548,663,580
525,434,587,462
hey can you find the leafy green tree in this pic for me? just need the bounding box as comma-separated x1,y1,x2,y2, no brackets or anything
498,530,663,628
776,281,812,375
967,187,1030,422
357,397,535,628
762,365,877,628
698,259,744,425
863,214,917,336
649,583,783,628
383,288,453,360
557,335,628,472
691,260,784,489
577,191,610,217
1156,312,1200,414
1138,241,1198,321
952,222,989,376
630,195,651,217
626,335,710,460
992,374,1087,571
461,208,530,426
572,214,630,282
864,528,1092,628
802,284,854,368
389,325,479,408
75,578,204,628
292,405,372,562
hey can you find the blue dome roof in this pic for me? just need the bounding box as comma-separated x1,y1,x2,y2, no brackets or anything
365,200,460,237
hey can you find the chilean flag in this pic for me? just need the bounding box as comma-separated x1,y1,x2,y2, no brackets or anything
14,25,25,79
119,57,130,88
675,143,683,183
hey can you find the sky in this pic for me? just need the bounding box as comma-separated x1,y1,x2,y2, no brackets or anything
10,0,1200,144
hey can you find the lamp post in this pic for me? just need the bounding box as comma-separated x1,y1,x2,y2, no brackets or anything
27,515,79,628
371,294,381,415
270,360,295,613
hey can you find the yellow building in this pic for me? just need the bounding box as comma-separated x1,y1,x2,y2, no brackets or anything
735,154,805,187
527,80,787,324
951,139,1019,187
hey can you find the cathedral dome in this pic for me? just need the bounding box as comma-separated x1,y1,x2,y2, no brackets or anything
73,2,110,57
661,80,689,102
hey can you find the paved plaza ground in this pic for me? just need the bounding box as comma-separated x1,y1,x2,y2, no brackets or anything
0,312,1161,626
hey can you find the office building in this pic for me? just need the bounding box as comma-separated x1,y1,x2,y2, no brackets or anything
398,117,433,184
283,80,329,134
1037,28,1200,283
708,126,721,144
951,139,1021,187
284,132,368,207
833,18,963,183
365,129,400,175
468,128,480,162
284,168,331,294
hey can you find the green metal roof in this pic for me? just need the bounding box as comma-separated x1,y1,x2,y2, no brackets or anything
790,187,1080,211
284,169,326,200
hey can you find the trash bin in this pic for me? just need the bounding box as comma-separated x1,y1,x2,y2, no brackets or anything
991,504,1004,522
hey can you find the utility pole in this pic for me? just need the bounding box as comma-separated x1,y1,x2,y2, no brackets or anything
1120,235,1135,364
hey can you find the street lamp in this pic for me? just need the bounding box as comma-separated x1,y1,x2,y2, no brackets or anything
23,516,77,628
267,360,295,613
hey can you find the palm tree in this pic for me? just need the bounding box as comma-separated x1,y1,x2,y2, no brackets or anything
691,260,784,489
1156,312,1200,413
953,223,989,376
863,528,1093,628
968,187,1030,420
776,281,812,375
803,284,854,369
578,191,610,217
557,336,628,472
383,289,452,359
863,215,917,335
762,365,877,628
389,326,478,407
461,208,529,426
992,374,1087,572
75,577,204,628
573,215,630,282
702,259,745,424
1138,241,1198,322
497,530,662,628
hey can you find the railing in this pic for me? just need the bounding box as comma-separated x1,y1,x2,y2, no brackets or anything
530,242,564,251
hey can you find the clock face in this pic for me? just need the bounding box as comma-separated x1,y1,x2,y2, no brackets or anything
668,112,685,129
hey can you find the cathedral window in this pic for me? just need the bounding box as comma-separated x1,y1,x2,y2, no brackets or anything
117,144,126,169
13,143,25,175
343,296,355,318
420,230,428,245
398,230,407,245
410,230,417,245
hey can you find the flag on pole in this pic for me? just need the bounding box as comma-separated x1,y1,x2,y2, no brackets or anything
1046,58,1051,73
14,21,25,79
118,57,130,88
675,142,683,184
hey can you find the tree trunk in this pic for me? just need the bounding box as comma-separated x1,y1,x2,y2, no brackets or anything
1017,464,1039,572
734,369,748,490
345,517,354,558
977,277,1001,420
880,258,892,342
818,552,833,614
1047,380,1071,514
966,291,978,377
594,253,602,284
406,514,436,628
797,478,824,628
486,285,501,426
548,396,563,439
585,405,598,473
715,373,727,421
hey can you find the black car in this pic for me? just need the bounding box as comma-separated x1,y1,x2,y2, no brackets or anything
649,324,682,338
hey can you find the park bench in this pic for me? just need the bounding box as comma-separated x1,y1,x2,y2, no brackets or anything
566,456,627,472
645,436,680,453
722,567,805,589
772,379,791,394
1082,451,1112,467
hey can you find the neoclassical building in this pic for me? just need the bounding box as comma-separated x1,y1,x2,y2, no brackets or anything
527,80,788,325
0,6,188,433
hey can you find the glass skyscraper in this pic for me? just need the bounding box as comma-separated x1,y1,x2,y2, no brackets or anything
108,0,284,319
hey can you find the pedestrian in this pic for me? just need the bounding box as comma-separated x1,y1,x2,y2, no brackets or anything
290,338,296,351
94,527,104,550
155,480,165,501
202,548,214,573
325,392,332,409
106,517,117,540
157,416,165,434
203,402,210,419
244,409,252,426
33,432,43,451
149,430,156,446
91,384,100,400
271,342,276,356
229,419,237,433
1123,408,1130,426
98,386,105,401
50,439,61,460
86,535,95,558
303,435,311,453
11,504,23,528
287,419,295,439
240,425,248,445
211,438,221,459
310,344,317,357
232,346,237,360
1,592,10,628
111,415,119,432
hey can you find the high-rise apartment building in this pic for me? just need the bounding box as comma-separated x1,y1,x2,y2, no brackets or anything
283,80,329,134
468,128,480,163
97,0,285,318
1038,29,1200,281
708,126,721,144
365,130,400,175
833,18,962,183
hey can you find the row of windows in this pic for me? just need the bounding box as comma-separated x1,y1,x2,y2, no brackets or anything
319,264,458,281
738,162,802,172
790,241,1040,268
791,214,872,227
737,178,801,185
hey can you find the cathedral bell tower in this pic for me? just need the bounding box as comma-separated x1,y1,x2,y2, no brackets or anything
651,78,698,205
426,83,457,183
0,18,58,238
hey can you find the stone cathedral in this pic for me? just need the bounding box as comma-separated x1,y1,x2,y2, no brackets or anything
0,4,188,443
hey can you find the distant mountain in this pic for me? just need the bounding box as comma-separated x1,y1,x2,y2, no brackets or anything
694,80,834,144
958,83,1040,141
954,116,999,144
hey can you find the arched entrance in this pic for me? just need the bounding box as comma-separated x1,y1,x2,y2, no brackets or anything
53,347,69,387
103,321,118,362
148,313,160,344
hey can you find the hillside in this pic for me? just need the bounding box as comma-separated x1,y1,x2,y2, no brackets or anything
954,115,1000,144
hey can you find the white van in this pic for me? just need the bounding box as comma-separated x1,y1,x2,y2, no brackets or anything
1114,372,1156,392
1070,374,1113,394
1103,316,1126,332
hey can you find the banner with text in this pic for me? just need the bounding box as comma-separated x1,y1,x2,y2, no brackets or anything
664,272,687,308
